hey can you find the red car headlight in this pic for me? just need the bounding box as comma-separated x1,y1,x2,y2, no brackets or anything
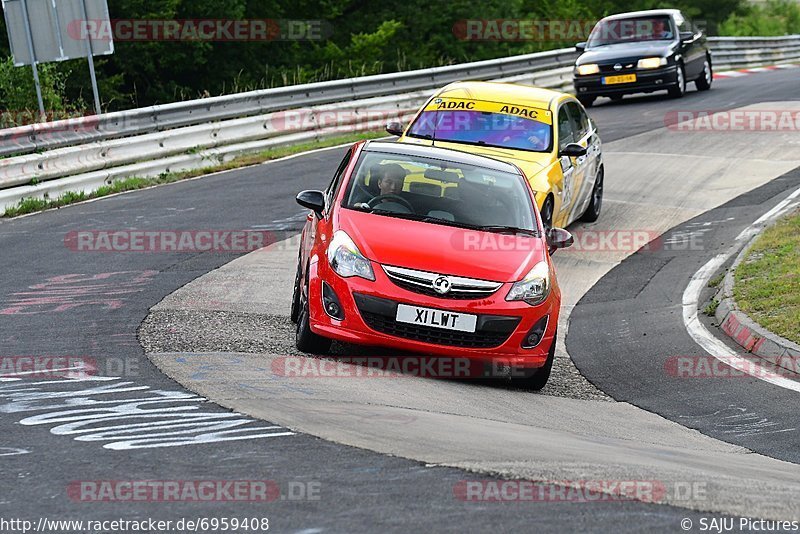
506,261,550,306
327,231,375,281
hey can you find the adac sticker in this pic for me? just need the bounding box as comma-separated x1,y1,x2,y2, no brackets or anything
425,98,552,125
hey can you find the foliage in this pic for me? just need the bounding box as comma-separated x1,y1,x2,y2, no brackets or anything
719,0,800,36
0,58,81,126
0,0,791,114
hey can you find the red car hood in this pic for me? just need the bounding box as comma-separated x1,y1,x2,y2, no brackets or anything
339,210,544,282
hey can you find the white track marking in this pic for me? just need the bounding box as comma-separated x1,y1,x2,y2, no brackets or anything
0,447,30,456
0,376,296,449
682,185,800,393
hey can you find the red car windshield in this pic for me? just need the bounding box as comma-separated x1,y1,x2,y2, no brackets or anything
342,151,537,233
406,110,552,153
587,16,675,46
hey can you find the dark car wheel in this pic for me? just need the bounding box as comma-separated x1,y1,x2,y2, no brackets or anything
514,331,556,391
668,64,686,98
289,260,302,324
540,196,554,231
695,57,713,91
580,166,603,223
577,96,596,108
296,281,332,354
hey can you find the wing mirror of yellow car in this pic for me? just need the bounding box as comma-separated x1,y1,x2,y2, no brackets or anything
546,227,574,255
558,143,587,158
385,122,405,136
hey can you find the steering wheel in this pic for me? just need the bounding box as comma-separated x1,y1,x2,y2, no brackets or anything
367,194,414,213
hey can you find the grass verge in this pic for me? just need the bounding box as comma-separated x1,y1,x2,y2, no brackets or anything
733,208,800,345
2,131,386,218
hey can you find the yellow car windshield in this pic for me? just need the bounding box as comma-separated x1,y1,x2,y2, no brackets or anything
407,109,553,153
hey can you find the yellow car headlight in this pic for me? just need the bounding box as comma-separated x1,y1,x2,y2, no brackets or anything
576,64,600,76
637,57,667,69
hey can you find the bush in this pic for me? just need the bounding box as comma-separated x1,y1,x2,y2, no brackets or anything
0,57,85,127
719,0,800,36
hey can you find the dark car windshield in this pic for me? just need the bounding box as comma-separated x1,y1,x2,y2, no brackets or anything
406,110,552,153
587,15,675,47
342,151,537,232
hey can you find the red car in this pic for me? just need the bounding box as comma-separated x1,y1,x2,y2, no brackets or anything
291,141,573,389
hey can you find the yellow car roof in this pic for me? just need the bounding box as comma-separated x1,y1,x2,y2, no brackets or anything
435,81,565,110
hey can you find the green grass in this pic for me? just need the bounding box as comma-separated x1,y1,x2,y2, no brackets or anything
707,272,726,289
703,299,720,317
2,131,386,218
733,209,800,345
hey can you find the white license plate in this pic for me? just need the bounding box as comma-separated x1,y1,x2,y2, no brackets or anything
395,304,477,333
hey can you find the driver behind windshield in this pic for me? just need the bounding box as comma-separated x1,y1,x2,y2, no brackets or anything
353,163,407,209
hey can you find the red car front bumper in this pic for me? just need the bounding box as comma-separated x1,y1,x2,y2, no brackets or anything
307,257,560,369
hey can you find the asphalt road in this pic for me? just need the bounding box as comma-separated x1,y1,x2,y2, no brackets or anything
137,68,800,522
0,148,706,533
567,166,800,463
0,68,798,532
585,65,800,142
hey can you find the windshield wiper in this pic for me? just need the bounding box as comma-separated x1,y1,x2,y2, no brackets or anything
369,211,474,229
472,225,539,237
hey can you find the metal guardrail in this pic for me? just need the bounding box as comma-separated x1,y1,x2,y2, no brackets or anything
1,36,797,160
0,65,575,211
0,48,578,159
710,35,800,70
0,35,798,211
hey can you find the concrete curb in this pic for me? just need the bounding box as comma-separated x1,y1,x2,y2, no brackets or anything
713,228,800,373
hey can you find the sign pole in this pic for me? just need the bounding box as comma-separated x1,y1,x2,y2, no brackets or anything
19,0,46,120
78,0,102,115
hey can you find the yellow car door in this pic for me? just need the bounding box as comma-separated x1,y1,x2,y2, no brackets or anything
554,105,583,227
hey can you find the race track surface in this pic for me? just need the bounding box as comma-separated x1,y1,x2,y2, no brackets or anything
1,69,799,531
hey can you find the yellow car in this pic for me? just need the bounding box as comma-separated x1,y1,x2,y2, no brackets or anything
389,81,604,228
